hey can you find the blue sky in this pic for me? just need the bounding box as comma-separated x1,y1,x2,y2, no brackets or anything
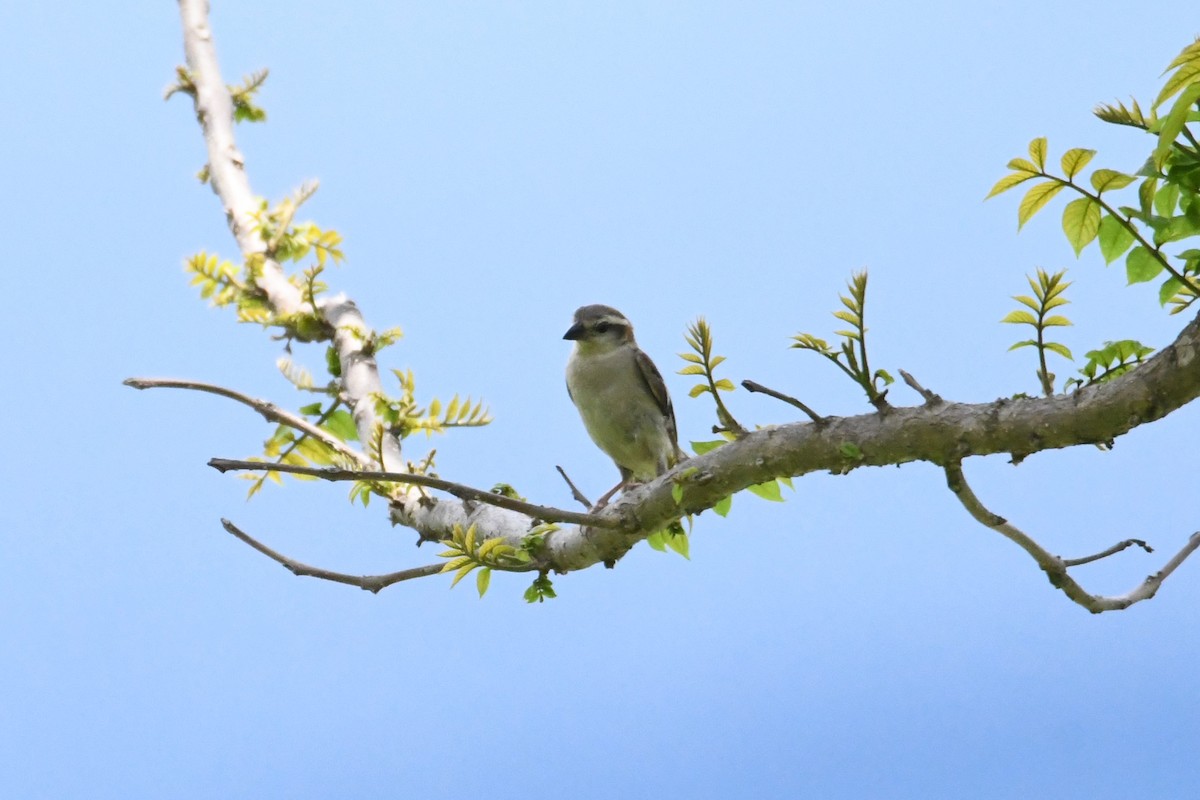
3,2,1200,798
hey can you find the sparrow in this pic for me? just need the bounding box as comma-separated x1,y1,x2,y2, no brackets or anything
564,304,684,507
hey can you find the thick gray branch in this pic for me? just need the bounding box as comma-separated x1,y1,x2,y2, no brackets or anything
389,307,1200,576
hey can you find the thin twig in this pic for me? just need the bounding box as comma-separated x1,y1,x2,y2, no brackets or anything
741,380,825,423
221,518,441,592
898,369,942,406
1061,538,1153,567
209,458,620,529
555,465,593,509
944,461,1200,613
125,377,370,467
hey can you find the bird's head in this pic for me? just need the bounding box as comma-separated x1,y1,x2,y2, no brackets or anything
563,304,635,354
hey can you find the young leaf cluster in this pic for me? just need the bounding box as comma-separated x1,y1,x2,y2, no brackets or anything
438,523,550,599
165,66,266,119
374,369,491,439
185,251,263,313
1064,340,1155,391
229,68,269,123
523,574,557,603
679,318,745,435
252,185,344,270
989,39,1200,314
186,188,345,340
241,397,359,499
791,270,893,407
1002,268,1074,396
644,521,690,559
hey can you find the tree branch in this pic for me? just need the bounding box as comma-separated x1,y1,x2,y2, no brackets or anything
177,0,301,316
124,377,370,467
177,0,405,474
943,461,1200,612
169,0,1200,608
221,518,442,592
741,380,825,423
1061,538,1153,568
556,465,594,509
208,458,619,529
898,369,942,406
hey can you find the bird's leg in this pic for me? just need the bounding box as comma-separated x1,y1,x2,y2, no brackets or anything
591,480,628,510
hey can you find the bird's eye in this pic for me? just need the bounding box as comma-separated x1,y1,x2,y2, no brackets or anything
594,321,611,334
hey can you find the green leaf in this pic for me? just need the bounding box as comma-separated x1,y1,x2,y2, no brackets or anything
299,402,323,416
645,532,667,552
1028,137,1048,171
1007,157,1039,173
690,440,725,455
1157,51,1200,107
1062,197,1101,256
1090,169,1136,193
1000,310,1037,325
523,574,556,603
1159,275,1184,306
476,567,491,598
1008,339,1038,351
986,171,1037,199
1126,246,1164,284
1154,214,1200,245
1097,214,1136,264
439,556,472,573
713,495,732,517
665,532,690,559
1041,315,1072,328
1155,83,1200,169
713,378,736,392
687,384,709,398
671,483,684,505
449,562,477,589
838,442,862,459
1043,342,1074,360
1154,182,1181,218
1018,181,1066,228
322,409,359,441
1060,148,1095,179
1139,177,1158,216
746,480,784,502
1163,39,1200,79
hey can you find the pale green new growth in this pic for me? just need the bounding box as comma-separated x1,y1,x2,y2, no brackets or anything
680,318,745,435
791,270,892,407
1002,268,1074,397
437,523,550,599
989,39,1200,316
1064,340,1156,391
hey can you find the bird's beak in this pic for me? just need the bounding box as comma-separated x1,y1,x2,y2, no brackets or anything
563,322,584,340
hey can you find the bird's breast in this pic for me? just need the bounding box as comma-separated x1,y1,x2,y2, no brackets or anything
566,348,672,481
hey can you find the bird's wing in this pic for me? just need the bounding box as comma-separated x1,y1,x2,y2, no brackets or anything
633,346,680,450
